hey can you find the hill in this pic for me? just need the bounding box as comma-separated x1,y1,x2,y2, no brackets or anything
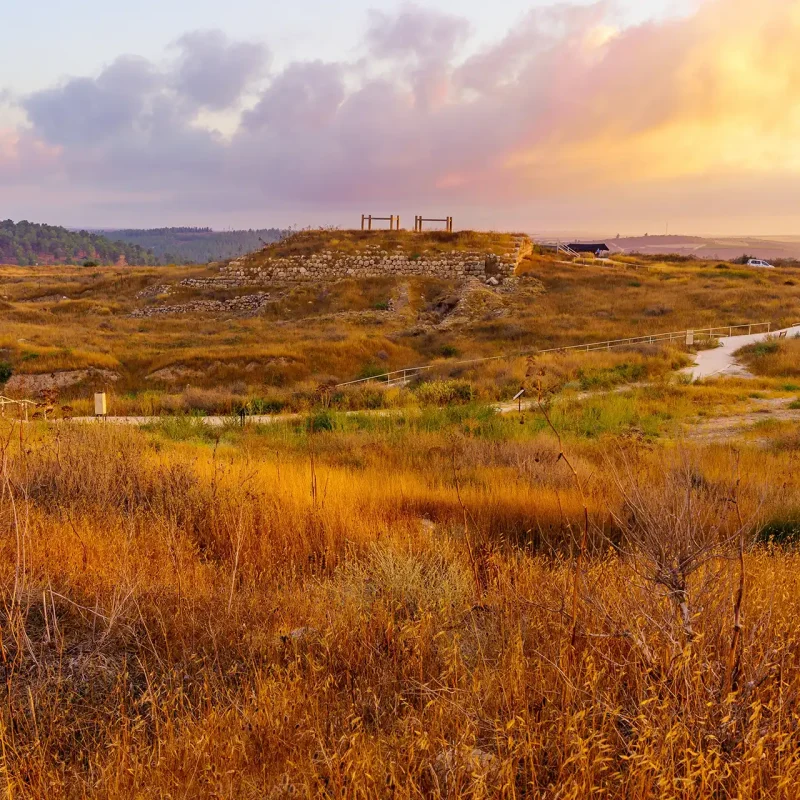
609,234,800,262
105,227,285,264
0,219,156,266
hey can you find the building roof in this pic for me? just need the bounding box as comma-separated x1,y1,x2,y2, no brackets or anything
568,242,610,253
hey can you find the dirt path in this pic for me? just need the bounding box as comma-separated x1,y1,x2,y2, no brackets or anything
683,397,800,444
686,325,800,380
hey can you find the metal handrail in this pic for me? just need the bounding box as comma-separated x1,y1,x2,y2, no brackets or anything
0,395,35,406
336,322,773,388
0,395,36,422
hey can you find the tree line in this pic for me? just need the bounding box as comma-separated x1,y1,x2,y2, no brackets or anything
106,227,286,264
0,219,156,266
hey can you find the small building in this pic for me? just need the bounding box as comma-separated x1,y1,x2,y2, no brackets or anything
568,242,610,257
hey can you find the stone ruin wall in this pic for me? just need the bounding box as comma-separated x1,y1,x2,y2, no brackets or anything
181,235,533,291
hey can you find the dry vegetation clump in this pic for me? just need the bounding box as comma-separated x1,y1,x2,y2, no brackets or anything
249,228,520,260
737,335,800,377
1,413,800,797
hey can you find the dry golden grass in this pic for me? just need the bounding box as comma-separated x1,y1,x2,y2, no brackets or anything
2,250,799,416
251,229,520,259
3,244,800,796
738,336,800,378
1,403,800,797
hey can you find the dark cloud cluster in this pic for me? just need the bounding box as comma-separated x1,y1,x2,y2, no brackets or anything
3,0,800,227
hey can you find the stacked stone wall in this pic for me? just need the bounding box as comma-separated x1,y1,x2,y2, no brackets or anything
187,235,532,290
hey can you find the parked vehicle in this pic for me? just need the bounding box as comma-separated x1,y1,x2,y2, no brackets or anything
747,258,775,268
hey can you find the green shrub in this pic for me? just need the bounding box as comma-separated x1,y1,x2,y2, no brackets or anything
577,362,647,391
306,411,334,432
0,362,11,385
415,379,475,406
440,345,459,358
758,515,800,545
752,341,780,358
247,397,287,415
357,362,387,380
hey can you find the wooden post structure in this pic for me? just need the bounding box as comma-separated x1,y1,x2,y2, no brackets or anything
414,216,454,233
361,215,400,231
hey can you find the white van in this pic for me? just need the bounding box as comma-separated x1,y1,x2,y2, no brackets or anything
747,259,775,269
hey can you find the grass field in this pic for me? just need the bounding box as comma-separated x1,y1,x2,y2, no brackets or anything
1,237,799,416
2,236,800,796
2,395,800,797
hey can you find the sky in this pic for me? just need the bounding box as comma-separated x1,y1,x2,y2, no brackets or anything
2,0,799,235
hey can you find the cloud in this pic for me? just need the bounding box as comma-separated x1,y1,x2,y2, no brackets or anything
0,128,60,182
173,30,269,111
4,0,800,230
243,61,345,132
365,4,470,62
23,56,161,147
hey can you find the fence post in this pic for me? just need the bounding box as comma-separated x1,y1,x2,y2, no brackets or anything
361,215,365,231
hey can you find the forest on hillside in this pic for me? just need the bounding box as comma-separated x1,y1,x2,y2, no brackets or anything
0,219,156,266
106,227,285,264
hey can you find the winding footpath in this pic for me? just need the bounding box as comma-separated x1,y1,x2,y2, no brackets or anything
686,325,800,381
8,326,798,427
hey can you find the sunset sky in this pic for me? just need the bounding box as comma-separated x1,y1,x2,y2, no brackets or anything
2,0,798,235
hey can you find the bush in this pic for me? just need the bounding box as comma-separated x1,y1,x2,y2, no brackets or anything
758,515,800,545
415,379,476,406
357,362,387,380
752,340,780,358
246,397,287,415
577,362,647,391
0,362,11,385
440,345,459,358
306,411,334,432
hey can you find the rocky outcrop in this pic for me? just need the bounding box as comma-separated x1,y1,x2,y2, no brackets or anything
135,284,173,300
131,292,272,318
6,368,119,395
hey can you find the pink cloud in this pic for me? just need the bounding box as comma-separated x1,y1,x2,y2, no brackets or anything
0,128,61,182
4,0,800,230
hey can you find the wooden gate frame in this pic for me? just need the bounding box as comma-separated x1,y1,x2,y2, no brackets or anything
361,215,400,231
414,216,453,233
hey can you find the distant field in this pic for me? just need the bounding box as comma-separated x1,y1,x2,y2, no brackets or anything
607,233,800,262
1,239,800,416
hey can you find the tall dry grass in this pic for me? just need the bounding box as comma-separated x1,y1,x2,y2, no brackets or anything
0,418,799,797
738,336,800,378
